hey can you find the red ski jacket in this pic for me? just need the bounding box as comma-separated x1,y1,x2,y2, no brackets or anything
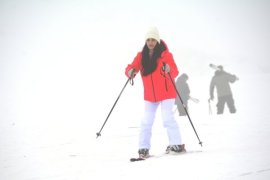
125,40,179,102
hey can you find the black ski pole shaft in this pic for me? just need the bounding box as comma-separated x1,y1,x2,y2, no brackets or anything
96,75,134,138
167,72,203,146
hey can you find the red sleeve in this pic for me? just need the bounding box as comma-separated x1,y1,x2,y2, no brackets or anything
125,52,142,77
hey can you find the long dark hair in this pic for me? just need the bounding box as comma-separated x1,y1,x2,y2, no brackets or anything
141,41,166,76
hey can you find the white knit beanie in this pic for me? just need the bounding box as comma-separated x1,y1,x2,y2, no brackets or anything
144,26,160,44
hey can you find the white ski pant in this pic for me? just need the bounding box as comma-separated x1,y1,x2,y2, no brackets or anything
139,99,182,149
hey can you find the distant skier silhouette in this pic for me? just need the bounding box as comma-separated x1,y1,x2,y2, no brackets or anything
175,73,190,116
209,65,238,114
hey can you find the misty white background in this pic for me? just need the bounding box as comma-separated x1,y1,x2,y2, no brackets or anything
1,0,270,179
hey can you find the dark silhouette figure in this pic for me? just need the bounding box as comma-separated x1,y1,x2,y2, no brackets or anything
209,65,238,114
175,73,190,116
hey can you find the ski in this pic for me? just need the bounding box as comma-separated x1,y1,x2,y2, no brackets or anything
130,150,202,162
130,155,153,162
130,157,146,162
209,63,221,70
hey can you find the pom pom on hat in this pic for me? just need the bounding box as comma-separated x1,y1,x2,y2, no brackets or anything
145,26,160,44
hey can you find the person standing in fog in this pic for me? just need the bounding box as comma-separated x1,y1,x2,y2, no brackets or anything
125,27,186,158
209,65,238,114
175,73,190,116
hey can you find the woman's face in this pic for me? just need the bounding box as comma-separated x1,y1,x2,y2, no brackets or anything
146,38,158,50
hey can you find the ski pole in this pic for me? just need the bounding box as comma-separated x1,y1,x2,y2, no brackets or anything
167,71,203,146
96,70,135,138
189,96,200,103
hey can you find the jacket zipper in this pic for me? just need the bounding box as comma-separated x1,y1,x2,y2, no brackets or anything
150,73,157,102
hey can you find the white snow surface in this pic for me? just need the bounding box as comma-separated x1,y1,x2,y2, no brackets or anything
1,1,270,179
1,73,270,180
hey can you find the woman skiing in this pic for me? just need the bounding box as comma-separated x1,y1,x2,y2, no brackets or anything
125,26,186,158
